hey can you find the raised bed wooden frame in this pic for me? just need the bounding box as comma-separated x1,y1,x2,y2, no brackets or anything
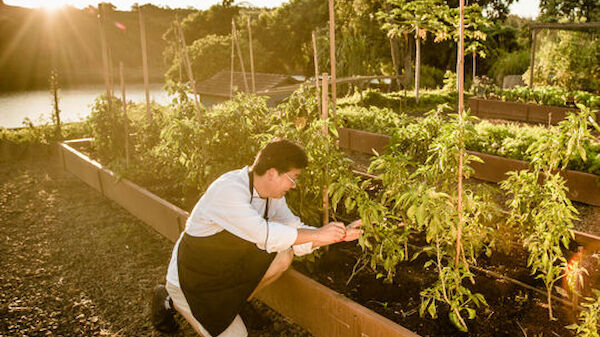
57,139,420,337
468,97,578,125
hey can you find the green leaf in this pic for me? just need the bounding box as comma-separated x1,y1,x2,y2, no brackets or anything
449,311,468,332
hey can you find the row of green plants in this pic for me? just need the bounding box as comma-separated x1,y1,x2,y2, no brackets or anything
338,105,600,176
82,85,600,334
479,85,600,109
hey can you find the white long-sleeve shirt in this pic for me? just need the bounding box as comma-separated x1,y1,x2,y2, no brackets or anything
167,166,317,287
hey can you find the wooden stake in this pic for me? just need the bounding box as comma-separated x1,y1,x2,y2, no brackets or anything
175,19,202,119
312,30,321,113
529,29,537,88
456,0,465,268
119,62,130,169
247,16,256,93
415,32,421,104
385,2,402,90
321,72,329,225
232,20,249,93
472,51,476,81
328,0,337,126
230,20,235,98
98,3,111,100
138,6,152,123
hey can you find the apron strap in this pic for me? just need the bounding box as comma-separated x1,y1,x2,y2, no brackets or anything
248,168,269,246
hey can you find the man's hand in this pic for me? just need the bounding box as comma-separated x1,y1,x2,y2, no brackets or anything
314,222,346,246
343,219,363,242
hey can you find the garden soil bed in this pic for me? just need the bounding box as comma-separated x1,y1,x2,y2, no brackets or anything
293,240,597,337
0,151,312,337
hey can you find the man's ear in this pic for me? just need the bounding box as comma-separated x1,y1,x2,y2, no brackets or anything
266,168,279,180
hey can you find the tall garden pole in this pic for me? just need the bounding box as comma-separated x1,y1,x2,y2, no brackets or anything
321,73,330,225
247,16,256,93
138,6,152,123
232,20,250,93
119,61,130,169
98,3,111,101
529,29,537,88
176,19,202,119
456,0,465,267
328,0,337,126
230,20,235,98
472,51,476,80
415,30,421,103
312,30,321,112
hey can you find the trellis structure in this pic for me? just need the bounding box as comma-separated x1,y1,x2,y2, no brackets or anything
528,22,600,88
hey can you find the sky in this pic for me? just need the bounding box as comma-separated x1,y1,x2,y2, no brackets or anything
5,0,541,18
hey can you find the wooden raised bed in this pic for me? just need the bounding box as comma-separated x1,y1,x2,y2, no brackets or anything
468,97,578,124
338,128,600,244
57,140,420,337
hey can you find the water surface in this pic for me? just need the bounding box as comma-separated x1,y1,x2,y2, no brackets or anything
0,83,169,128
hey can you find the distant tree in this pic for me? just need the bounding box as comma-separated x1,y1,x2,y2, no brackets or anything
539,0,600,22
446,0,516,21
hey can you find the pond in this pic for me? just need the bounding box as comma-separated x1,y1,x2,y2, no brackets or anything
0,83,170,128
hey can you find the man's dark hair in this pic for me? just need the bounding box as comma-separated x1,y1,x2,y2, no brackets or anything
250,138,308,175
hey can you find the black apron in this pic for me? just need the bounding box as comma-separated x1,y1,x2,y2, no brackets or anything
177,170,276,336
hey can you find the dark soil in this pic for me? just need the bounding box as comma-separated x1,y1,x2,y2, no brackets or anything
0,151,312,337
294,242,588,337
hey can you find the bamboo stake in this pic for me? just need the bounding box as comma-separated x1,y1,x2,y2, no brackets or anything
119,62,130,169
138,6,152,123
312,30,321,113
175,23,183,82
247,16,256,93
456,0,465,267
472,51,476,81
415,33,421,104
328,0,337,126
321,72,329,225
175,19,202,119
529,29,537,88
98,3,111,100
232,20,249,93
230,20,235,98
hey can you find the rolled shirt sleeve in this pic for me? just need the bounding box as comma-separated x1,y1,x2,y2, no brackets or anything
271,197,320,256
196,177,298,253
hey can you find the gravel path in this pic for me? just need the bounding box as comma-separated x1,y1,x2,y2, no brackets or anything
0,153,312,337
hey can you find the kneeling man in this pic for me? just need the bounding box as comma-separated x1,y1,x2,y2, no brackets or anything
153,138,361,336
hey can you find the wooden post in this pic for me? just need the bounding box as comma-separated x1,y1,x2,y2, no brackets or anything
529,29,537,88
232,20,249,93
119,62,130,169
98,3,111,100
175,19,203,119
472,51,476,81
312,30,321,113
247,16,256,93
415,33,421,103
138,6,152,123
328,0,337,126
456,0,465,267
321,72,329,225
230,20,235,98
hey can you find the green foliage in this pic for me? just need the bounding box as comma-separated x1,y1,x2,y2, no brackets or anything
488,49,530,84
87,95,129,166
0,121,90,146
522,31,600,92
566,289,600,337
490,86,600,108
500,106,600,320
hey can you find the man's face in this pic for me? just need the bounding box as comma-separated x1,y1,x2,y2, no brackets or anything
270,168,301,198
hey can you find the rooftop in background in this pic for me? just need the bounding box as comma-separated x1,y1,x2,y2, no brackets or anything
195,71,300,98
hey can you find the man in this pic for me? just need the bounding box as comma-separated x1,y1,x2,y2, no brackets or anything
152,138,362,337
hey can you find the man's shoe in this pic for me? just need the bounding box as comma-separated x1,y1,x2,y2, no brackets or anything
151,285,179,333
